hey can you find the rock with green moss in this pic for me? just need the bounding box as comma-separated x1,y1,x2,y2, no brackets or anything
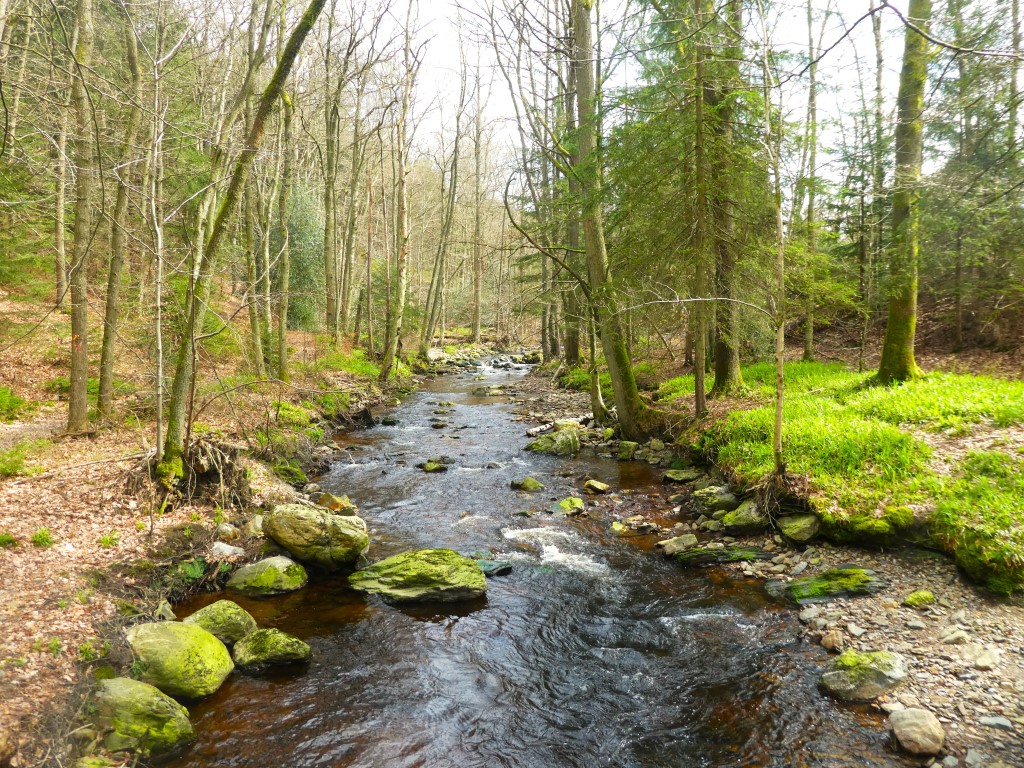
902,590,936,608
721,500,768,535
549,497,585,517
348,549,487,603
417,458,450,473
227,555,308,597
692,485,740,513
656,534,698,556
583,479,610,495
673,546,771,567
232,628,310,671
263,504,369,570
950,537,1024,595
553,418,581,431
93,677,195,757
511,477,545,492
777,513,821,544
840,515,897,546
125,622,234,699
617,441,639,460
315,492,358,515
884,505,916,529
527,429,580,456
780,566,888,605
183,600,257,646
662,468,702,484
818,649,907,702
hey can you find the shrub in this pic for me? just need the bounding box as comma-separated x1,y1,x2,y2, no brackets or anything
0,386,27,421
0,532,17,548
31,528,54,548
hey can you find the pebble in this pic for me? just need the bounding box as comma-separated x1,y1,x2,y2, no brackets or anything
906,620,927,630
941,629,971,645
791,561,808,575
848,623,867,637
799,606,821,623
974,650,1000,671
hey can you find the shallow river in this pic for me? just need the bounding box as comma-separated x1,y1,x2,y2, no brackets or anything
169,363,910,767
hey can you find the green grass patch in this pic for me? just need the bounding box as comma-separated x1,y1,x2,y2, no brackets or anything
0,532,17,548
0,386,28,421
0,440,46,478
31,528,54,548
318,349,381,378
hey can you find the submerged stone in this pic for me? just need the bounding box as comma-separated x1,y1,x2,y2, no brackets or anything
673,546,771,567
476,559,513,576
226,555,308,597
348,549,487,603
662,468,702,484
93,677,195,757
183,600,257,646
315,492,359,515
263,504,369,570
819,649,907,702
779,566,888,605
232,629,310,671
125,622,234,700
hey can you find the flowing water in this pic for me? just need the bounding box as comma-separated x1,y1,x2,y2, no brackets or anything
169,363,909,767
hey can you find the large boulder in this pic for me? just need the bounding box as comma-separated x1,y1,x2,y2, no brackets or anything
662,468,702,484
232,629,311,671
263,504,369,570
818,649,907,702
890,708,945,756
674,546,772,567
721,500,768,534
526,429,580,456
226,555,308,597
125,622,234,699
93,677,195,757
183,600,257,646
349,549,487,603
617,441,639,460
778,513,821,543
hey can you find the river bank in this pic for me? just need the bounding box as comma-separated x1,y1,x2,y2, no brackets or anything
509,370,1024,767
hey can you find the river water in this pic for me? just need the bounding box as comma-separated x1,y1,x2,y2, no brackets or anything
169,362,909,767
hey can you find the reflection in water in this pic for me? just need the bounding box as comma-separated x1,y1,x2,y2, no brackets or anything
168,364,907,768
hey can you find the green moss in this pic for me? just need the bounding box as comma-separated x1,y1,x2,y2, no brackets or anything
785,567,886,604
902,589,935,607
884,505,915,529
272,459,307,485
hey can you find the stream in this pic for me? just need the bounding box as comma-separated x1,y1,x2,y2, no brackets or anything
168,362,910,767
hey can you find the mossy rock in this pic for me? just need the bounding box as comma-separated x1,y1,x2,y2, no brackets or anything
271,459,307,485
777,513,821,544
818,650,907,702
125,622,234,700
93,677,195,758
348,549,487,603
263,504,369,570
692,485,740,513
418,459,449,473
183,600,257,646
884,505,916,530
902,590,936,608
511,477,545,492
226,555,308,597
549,497,585,517
662,468,702,484
673,546,771,567
232,629,310,671
527,429,581,456
583,479,610,494
618,441,639,460
476,559,513,576
778,566,888,605
950,538,1024,595
721,500,768,535
840,515,897,546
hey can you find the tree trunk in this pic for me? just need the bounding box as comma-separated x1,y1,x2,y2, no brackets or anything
877,0,931,384
98,11,144,420
278,91,294,381
67,0,96,433
572,0,645,440
54,98,68,308
802,0,818,363
691,0,709,417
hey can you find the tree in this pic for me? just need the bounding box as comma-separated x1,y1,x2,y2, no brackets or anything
878,0,932,383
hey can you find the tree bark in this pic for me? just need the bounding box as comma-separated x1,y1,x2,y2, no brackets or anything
878,0,931,383
67,0,97,433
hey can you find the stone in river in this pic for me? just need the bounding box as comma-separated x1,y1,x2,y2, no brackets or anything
348,549,487,603
818,649,907,702
890,708,944,756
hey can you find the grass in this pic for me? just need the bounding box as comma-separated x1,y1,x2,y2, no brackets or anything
0,532,17,548
98,531,119,548
658,359,1024,593
317,349,381,379
0,386,28,421
0,440,46,478
31,528,54,548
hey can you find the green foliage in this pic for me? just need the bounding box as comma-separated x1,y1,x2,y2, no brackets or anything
99,531,120,548
0,386,27,421
272,458,308,485
0,532,17,548
272,400,313,428
31,528,54,548
315,391,351,419
0,440,45,478
176,558,207,583
273,184,325,331
44,376,135,400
